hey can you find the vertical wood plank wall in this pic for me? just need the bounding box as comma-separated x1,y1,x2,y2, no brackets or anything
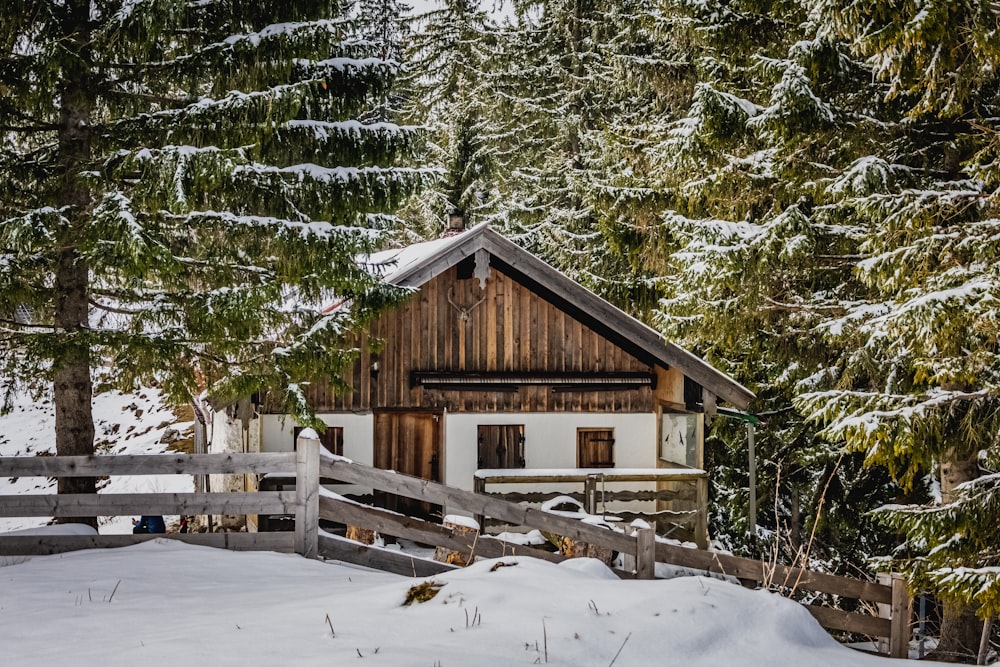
296,264,656,414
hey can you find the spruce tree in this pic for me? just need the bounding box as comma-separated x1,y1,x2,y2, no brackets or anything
794,1,1000,658
654,0,1000,655
357,0,410,63
0,1,424,525
356,0,411,123
402,0,499,234
487,0,681,311
650,0,904,570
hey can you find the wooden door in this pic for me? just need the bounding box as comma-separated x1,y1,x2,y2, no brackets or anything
374,411,442,518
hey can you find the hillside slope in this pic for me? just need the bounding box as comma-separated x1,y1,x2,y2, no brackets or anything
0,388,194,534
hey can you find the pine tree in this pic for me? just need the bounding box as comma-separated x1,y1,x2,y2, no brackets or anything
0,0,425,525
356,0,411,123
487,0,682,312
793,1,1000,658
357,0,410,63
402,0,499,234
649,0,906,570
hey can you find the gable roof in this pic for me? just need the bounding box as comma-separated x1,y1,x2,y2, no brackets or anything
366,223,754,409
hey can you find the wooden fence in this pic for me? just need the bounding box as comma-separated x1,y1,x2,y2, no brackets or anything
0,441,910,658
314,449,910,658
474,467,709,548
0,450,310,555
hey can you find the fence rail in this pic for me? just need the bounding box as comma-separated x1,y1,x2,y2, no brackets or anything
0,531,294,555
0,442,910,658
317,453,908,656
0,452,297,477
474,467,709,548
0,451,300,553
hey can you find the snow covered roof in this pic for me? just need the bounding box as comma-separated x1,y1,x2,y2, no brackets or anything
358,223,754,409
362,227,476,284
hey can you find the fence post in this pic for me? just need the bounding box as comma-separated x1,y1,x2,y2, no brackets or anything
979,615,994,666
695,475,709,550
295,430,320,559
876,573,891,654
473,475,486,530
888,572,911,659
584,474,599,515
636,527,655,580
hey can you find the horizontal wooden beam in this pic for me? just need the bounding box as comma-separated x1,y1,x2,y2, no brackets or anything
806,605,891,637
320,495,564,564
0,453,296,477
320,459,636,554
0,531,295,555
652,542,892,604
318,533,456,578
0,491,295,518
478,471,706,484
411,371,655,388
485,489,684,503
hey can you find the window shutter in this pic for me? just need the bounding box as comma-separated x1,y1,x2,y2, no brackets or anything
477,425,525,469
577,429,615,468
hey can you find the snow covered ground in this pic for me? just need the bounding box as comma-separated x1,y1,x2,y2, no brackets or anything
0,537,934,667
0,390,937,665
0,387,194,534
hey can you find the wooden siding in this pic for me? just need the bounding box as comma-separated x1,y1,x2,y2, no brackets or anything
296,264,655,413
653,365,685,408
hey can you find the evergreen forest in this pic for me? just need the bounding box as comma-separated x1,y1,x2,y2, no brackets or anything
0,0,998,662
401,1,1000,660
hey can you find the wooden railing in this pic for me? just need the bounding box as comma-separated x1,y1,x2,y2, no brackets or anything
0,451,307,555
0,441,910,658
317,454,658,579
473,467,709,548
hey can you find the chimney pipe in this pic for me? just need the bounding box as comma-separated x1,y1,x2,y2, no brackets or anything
443,210,466,236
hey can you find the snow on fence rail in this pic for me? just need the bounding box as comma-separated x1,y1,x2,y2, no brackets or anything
0,439,910,658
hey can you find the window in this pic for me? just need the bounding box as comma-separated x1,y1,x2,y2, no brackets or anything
577,428,615,468
660,411,699,467
477,425,525,469
293,425,344,456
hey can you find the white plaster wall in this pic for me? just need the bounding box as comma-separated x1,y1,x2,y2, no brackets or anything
207,408,259,530
259,413,373,464
208,409,249,494
209,409,242,455
260,412,655,480
260,413,375,496
259,411,661,515
444,412,657,492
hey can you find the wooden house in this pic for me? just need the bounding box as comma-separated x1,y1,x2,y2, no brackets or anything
209,221,753,530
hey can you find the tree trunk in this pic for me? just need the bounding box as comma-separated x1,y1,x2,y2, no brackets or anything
53,250,96,526
930,447,982,662
53,0,97,528
789,485,801,552
935,601,984,663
